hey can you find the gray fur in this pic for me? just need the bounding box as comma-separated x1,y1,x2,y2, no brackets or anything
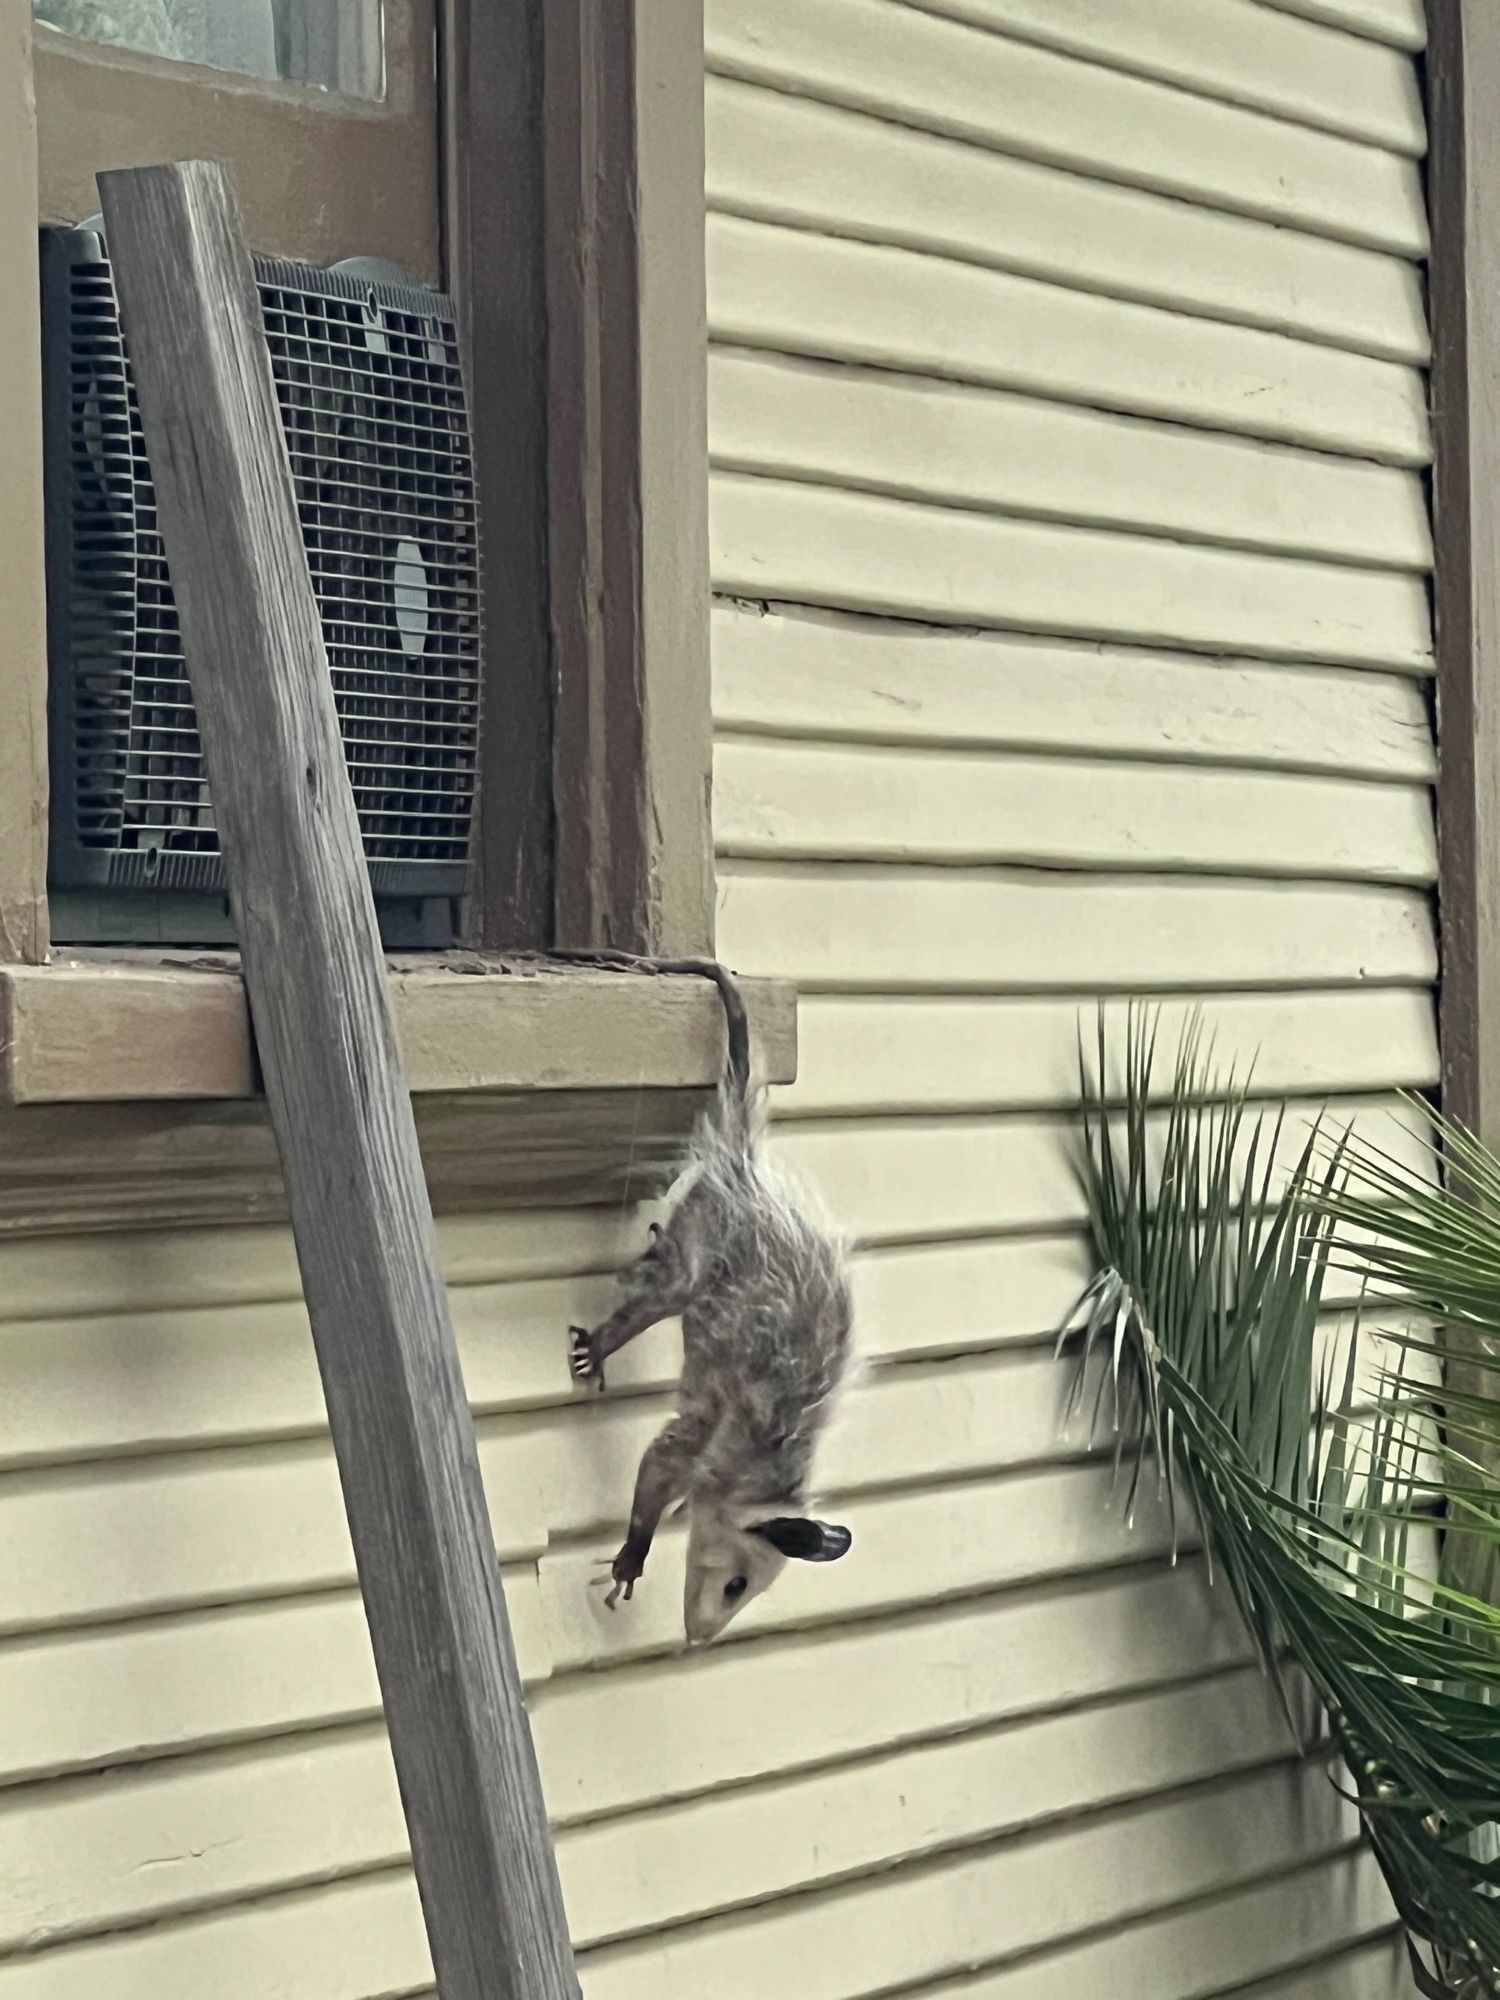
567,960,854,1642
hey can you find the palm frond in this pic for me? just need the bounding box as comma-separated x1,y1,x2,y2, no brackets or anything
1062,1008,1500,1996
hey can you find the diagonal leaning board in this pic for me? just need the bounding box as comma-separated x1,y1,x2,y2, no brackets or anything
96,160,580,2000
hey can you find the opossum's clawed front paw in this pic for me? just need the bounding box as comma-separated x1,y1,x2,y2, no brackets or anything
569,1325,606,1393
602,1540,647,1612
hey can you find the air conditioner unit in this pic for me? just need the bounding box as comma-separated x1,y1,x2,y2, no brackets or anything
40,224,482,944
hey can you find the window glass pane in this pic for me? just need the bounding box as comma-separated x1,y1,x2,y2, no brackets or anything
34,0,385,99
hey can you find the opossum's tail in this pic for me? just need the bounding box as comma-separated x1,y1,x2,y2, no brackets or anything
546,948,753,1148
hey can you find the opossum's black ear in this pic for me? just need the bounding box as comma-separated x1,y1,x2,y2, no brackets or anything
751,1517,853,1563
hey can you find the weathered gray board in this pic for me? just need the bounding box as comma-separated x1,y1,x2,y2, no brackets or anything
95,161,580,2000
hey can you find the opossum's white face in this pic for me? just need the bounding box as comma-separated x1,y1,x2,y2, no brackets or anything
683,1504,853,1646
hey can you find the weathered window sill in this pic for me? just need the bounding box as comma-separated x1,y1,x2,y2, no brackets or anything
0,953,797,1237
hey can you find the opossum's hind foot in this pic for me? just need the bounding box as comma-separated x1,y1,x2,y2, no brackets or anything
569,1325,606,1393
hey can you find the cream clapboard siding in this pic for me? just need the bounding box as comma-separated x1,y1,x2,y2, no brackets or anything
703,0,1435,1996
0,5,1436,1998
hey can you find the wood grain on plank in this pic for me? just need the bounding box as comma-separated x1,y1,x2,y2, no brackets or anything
704,0,1427,254
0,1765,1352,2000
711,477,1434,671
711,603,1437,777
706,81,1429,362
898,0,1424,152
709,349,1433,562
0,1669,1300,1957
717,863,1438,992
96,161,575,2000
708,216,1431,465
714,737,1437,882
783,990,1438,1115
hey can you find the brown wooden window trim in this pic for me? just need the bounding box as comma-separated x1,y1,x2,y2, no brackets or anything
0,0,757,1232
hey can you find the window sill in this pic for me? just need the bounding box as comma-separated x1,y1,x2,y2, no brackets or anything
0,953,798,1237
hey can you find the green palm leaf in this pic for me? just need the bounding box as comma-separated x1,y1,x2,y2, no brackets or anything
1063,1008,1500,1997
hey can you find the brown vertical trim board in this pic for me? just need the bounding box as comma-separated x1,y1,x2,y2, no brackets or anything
98,159,579,1999
547,0,714,955
0,0,51,963
1427,0,1500,1603
1429,0,1500,1145
445,0,555,947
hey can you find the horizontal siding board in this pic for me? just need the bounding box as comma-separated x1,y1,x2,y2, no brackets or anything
783,990,1439,1115
529,1561,1249,1823
706,83,1429,364
0,1571,547,1790
708,350,1433,563
0,1203,639,1327
896,0,1424,152
767,1096,1426,1246
708,218,1431,467
717,864,1438,992
894,1851,1399,1998
0,1671,1306,1957
714,738,1437,883
0,1767,1357,2000
710,605,1437,780
1255,0,1424,51
711,477,1435,671
704,0,1427,253
579,1764,1359,2000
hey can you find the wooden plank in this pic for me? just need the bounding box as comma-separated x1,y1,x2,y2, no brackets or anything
547,0,714,955
0,0,49,963
768,1095,1427,1247
709,349,1433,562
577,1764,1357,2000
716,865,1438,994
0,1086,703,1240
711,604,1437,779
711,477,1434,671
96,162,576,2000
0,961,797,1106
714,738,1437,883
704,0,1428,254
892,1853,1401,1999
708,215,1430,466
0,1669,1302,1956
706,80,1429,363
1256,0,1425,49
897,0,1424,152
783,990,1439,1115
0,1765,1353,2000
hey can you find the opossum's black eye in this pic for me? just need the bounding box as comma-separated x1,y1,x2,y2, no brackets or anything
723,1575,749,1601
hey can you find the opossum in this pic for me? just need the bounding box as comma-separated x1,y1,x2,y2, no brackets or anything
561,952,855,1647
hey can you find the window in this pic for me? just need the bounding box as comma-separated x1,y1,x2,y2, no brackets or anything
32,0,438,276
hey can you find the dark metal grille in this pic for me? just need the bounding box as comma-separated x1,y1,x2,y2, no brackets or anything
46,234,481,899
